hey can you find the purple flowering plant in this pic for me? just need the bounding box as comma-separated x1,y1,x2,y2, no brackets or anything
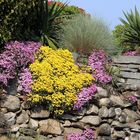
73,84,97,110
128,95,137,103
88,49,112,84
0,41,40,93
67,128,94,140
123,51,137,56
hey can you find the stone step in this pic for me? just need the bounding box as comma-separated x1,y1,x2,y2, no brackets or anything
113,56,140,64
113,64,140,69
120,71,140,80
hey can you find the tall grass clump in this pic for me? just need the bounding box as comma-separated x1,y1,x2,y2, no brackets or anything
59,15,115,55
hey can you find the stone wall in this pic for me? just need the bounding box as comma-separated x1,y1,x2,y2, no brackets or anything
0,86,140,140
113,56,140,90
0,56,140,140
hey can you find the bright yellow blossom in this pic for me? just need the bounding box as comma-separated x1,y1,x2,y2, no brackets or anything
28,46,93,115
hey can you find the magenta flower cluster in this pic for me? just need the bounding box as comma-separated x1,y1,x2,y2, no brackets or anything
123,51,137,56
67,128,94,140
128,95,137,103
0,41,40,88
17,68,32,93
73,84,97,110
88,49,112,84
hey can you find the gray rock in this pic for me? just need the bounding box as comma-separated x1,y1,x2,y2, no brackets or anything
120,71,140,80
118,112,126,123
99,106,109,118
131,128,140,133
1,95,20,112
112,131,126,139
73,108,87,116
18,136,35,140
19,128,37,137
80,116,101,126
39,119,63,135
115,108,122,116
30,109,50,119
35,135,48,140
125,84,139,91
111,121,140,129
126,79,140,89
63,120,71,127
29,119,38,130
120,67,138,72
98,123,111,136
61,114,78,121
137,100,140,110
16,110,29,124
117,78,126,83
129,132,140,140
110,95,131,107
108,108,116,118
21,102,30,110
86,104,99,115
11,124,20,132
99,98,110,107
4,112,16,126
51,136,64,140
0,128,9,135
19,123,28,128
123,109,140,122
0,108,8,114
0,113,7,128
97,136,112,140
64,127,82,134
97,87,108,98
0,136,10,140
71,122,86,129
113,56,140,64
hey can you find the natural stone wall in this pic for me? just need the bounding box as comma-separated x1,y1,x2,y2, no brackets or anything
0,86,140,140
113,56,140,90
0,56,140,140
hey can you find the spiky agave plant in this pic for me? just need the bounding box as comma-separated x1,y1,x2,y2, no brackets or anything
120,7,140,46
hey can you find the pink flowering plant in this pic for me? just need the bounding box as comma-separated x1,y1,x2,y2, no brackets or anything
88,49,112,84
67,128,94,140
73,84,97,110
0,41,41,93
128,95,137,103
123,51,137,56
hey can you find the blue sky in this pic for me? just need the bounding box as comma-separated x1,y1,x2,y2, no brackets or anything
69,0,140,30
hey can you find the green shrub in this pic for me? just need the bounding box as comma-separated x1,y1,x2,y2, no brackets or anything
120,7,140,48
0,0,67,49
112,24,125,47
58,15,115,55
0,0,38,44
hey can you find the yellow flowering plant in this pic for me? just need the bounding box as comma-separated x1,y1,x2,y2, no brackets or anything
28,46,93,115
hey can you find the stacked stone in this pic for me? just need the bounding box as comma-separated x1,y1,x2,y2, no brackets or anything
113,56,140,91
0,86,140,140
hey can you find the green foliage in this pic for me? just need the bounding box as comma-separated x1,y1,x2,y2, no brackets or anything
62,5,86,15
112,24,125,46
0,0,38,44
0,0,67,49
59,15,115,55
39,0,67,47
120,7,140,47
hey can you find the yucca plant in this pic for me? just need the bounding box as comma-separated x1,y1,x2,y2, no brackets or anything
37,0,68,48
120,7,140,47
